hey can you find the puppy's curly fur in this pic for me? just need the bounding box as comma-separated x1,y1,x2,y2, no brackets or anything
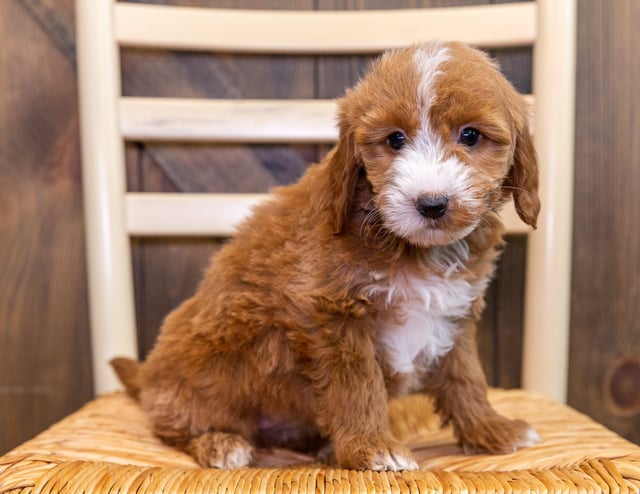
112,41,541,471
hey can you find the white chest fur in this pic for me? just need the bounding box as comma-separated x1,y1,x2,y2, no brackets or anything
376,244,487,375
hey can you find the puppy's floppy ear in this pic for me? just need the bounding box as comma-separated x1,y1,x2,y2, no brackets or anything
327,116,361,235
505,109,541,228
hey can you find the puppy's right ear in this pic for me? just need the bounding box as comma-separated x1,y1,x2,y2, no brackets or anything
327,117,361,235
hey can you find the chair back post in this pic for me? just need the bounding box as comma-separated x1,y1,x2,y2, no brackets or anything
522,0,577,402
76,0,138,395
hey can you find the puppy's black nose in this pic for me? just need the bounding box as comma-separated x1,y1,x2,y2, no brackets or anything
416,195,448,219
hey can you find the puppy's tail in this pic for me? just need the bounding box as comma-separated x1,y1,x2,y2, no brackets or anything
110,357,142,399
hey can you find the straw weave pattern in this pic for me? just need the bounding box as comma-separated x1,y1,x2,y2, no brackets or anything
1,389,638,494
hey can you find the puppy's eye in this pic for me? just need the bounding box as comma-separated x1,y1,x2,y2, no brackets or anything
459,127,481,147
387,131,406,150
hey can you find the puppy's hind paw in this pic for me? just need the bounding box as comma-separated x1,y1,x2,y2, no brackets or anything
515,426,541,449
187,432,254,468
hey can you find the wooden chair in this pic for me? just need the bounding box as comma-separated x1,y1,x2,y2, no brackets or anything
1,1,638,493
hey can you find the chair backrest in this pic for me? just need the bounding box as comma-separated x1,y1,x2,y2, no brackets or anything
75,0,576,401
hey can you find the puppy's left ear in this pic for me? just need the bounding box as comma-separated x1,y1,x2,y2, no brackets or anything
327,119,361,235
505,111,541,229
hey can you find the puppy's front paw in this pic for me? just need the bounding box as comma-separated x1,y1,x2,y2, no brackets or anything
336,436,419,471
187,432,254,468
458,415,540,455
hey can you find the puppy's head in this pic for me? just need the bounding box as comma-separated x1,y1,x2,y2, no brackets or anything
328,41,540,246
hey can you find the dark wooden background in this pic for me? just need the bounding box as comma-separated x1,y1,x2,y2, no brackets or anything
1,0,638,454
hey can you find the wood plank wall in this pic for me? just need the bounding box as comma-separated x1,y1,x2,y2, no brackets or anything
0,0,638,455
0,0,93,455
569,0,640,441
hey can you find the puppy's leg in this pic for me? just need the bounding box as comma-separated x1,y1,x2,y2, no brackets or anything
142,385,256,469
305,327,418,471
427,320,539,454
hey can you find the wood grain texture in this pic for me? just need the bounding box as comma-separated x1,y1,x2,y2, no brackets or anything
0,0,92,454
569,0,640,443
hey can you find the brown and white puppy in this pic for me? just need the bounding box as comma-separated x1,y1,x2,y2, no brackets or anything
112,41,541,471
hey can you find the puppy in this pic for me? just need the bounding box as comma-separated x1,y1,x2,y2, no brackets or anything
112,40,541,471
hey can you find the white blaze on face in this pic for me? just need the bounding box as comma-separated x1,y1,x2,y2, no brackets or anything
377,43,481,247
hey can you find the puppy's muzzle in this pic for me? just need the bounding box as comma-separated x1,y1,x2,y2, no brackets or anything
416,195,448,219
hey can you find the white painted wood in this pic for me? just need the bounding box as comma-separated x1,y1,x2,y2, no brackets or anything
522,0,576,402
501,205,532,236
126,193,529,237
75,0,138,395
114,2,536,53
120,96,533,143
120,98,339,143
126,193,267,237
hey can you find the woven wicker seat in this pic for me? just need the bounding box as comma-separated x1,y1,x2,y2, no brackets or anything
3,1,636,493
1,390,639,493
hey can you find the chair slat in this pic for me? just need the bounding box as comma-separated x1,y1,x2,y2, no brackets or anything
126,193,529,237
120,96,533,143
114,3,536,54
126,193,267,237
120,98,338,143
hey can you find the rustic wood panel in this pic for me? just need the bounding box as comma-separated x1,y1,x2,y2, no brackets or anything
569,0,640,443
0,0,92,454
482,236,527,388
